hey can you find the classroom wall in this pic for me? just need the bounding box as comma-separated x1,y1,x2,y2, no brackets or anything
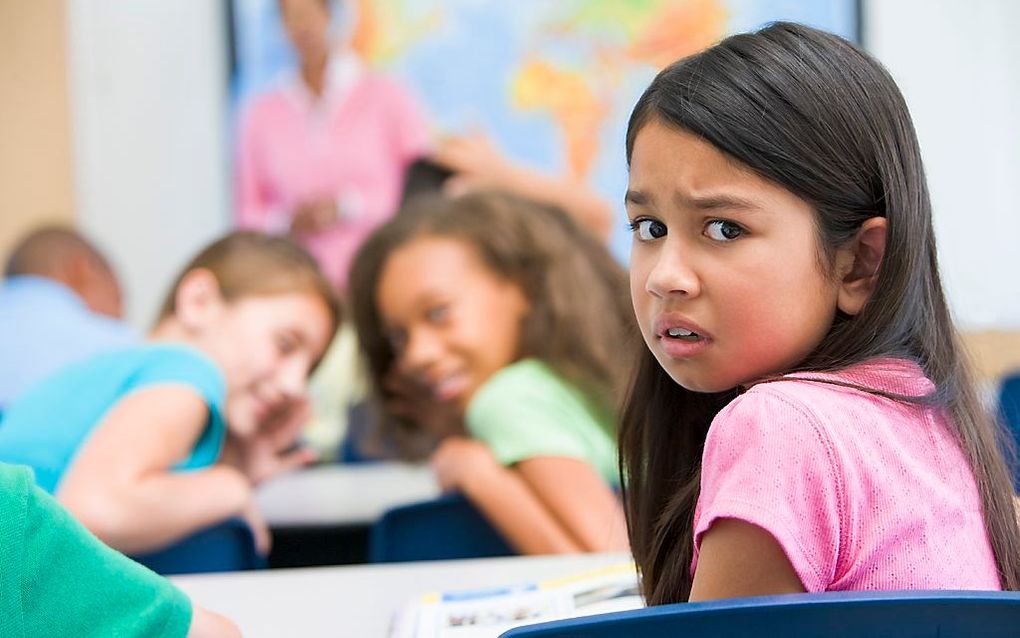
0,0,75,260
865,0,1020,379
66,0,230,327
55,1,1020,375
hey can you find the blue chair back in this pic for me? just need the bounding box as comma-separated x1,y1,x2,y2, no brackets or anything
132,518,265,575
998,373,1020,488
370,493,515,562
500,590,1020,638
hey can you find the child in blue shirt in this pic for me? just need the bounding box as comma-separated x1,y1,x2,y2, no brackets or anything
0,232,339,555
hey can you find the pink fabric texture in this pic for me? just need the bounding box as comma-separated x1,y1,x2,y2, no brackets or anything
692,358,1001,592
236,62,430,289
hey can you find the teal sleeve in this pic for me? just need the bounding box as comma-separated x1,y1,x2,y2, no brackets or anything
466,362,599,467
14,467,193,637
125,347,228,470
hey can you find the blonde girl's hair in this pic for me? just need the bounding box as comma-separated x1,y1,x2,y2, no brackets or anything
156,231,341,334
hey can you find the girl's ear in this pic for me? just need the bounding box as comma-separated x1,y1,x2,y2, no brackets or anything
173,268,225,332
836,217,887,316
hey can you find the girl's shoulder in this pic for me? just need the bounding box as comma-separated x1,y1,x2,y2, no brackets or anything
737,357,933,415
470,359,585,410
712,357,937,452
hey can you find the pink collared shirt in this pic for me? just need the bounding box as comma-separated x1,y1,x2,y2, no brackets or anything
236,54,430,289
692,358,1001,591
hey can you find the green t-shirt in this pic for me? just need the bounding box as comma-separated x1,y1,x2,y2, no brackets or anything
0,464,191,637
465,359,619,486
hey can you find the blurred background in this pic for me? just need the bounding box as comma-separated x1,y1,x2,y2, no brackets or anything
1,0,1017,381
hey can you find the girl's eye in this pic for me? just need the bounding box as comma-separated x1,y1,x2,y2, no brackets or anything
629,218,667,241
705,220,744,242
425,305,449,323
276,336,297,356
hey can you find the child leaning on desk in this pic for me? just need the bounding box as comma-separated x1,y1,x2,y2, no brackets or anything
0,231,339,556
349,192,636,554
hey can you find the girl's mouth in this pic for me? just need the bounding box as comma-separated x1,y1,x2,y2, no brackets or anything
666,327,700,341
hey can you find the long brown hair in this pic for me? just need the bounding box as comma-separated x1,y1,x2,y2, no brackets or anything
348,191,637,459
620,22,1020,603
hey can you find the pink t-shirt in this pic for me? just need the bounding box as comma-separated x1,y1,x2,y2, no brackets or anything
236,56,430,290
692,358,1001,592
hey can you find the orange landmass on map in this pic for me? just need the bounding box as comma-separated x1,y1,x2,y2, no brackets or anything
512,61,610,181
627,0,727,68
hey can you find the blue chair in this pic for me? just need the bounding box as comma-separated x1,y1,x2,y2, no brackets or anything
500,590,1020,638
370,493,515,562
132,518,265,575
997,373,1020,488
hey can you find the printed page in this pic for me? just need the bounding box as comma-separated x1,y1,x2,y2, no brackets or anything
391,563,642,638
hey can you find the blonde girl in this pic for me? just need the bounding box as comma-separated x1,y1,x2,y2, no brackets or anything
0,232,339,555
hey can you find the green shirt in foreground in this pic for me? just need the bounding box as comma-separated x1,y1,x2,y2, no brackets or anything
465,359,619,486
0,463,191,637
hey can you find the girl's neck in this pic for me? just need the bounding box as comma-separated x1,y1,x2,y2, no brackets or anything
148,319,199,348
301,53,329,98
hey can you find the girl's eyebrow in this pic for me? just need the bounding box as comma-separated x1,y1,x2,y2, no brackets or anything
677,192,762,212
624,190,648,206
625,189,762,212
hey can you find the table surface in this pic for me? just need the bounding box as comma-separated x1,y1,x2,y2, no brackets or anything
256,463,440,528
173,552,633,637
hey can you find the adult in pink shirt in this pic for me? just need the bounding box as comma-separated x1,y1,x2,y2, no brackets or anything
236,0,430,290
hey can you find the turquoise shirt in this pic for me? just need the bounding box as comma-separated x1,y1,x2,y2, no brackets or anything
465,359,619,486
0,463,191,636
0,344,227,493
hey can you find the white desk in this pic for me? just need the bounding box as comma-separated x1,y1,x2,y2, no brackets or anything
256,463,440,528
173,552,631,637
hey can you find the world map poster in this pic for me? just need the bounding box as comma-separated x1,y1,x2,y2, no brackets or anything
231,0,859,258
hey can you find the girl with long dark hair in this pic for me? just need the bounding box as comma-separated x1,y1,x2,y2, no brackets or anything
621,22,1020,603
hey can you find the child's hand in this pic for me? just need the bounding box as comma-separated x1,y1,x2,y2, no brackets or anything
239,499,272,556
430,436,500,493
228,397,319,486
383,367,465,440
290,198,338,234
431,133,516,197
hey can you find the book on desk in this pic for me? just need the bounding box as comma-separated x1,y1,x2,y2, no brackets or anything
391,562,642,638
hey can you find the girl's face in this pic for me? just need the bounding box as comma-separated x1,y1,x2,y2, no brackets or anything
280,0,331,62
376,236,529,413
627,121,841,393
205,292,334,437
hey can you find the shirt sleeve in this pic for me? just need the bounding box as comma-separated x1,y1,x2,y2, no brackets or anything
15,467,193,637
693,389,844,592
125,348,228,470
466,365,593,467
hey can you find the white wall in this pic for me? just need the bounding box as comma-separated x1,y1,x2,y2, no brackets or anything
67,0,230,328
865,0,1020,329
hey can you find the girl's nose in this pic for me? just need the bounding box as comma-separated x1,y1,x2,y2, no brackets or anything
645,242,702,299
400,327,443,376
276,360,308,399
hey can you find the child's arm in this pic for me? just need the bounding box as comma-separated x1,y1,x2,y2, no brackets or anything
433,438,626,554
430,134,614,242
57,385,252,554
688,518,806,601
514,456,628,552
